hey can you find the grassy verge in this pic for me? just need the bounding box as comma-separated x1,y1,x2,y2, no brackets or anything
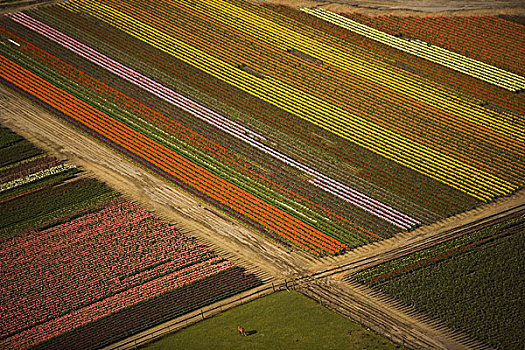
143,291,401,350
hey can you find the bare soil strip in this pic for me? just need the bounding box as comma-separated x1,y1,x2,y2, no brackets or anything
251,0,525,16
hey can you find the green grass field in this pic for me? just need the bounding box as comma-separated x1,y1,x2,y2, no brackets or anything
143,291,400,350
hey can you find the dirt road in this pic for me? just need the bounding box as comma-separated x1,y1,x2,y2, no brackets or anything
297,279,488,350
0,86,315,280
252,0,525,16
309,191,525,276
2,83,520,349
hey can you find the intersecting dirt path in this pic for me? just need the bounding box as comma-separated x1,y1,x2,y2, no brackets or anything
2,2,524,348
310,191,525,275
3,79,522,349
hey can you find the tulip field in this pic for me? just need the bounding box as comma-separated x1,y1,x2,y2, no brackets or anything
270,5,525,119
0,0,524,256
353,214,525,350
338,13,525,77
0,197,261,350
302,9,525,91
0,127,262,349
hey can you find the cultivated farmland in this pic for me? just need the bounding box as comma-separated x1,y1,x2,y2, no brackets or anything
0,126,262,349
0,0,524,349
1,0,524,257
339,13,525,77
353,215,525,350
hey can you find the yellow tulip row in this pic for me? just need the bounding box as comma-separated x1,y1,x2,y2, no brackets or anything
172,0,523,142
60,0,517,201
302,8,525,93
126,0,523,184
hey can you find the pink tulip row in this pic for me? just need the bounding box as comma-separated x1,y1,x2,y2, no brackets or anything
0,197,239,349
11,12,419,229
3,259,234,349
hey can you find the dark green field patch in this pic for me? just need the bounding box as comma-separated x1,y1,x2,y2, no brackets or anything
356,217,525,350
0,139,42,167
0,177,117,238
0,126,22,148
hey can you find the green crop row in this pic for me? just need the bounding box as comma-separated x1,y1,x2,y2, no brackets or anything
0,126,22,148
0,30,377,249
30,6,477,221
0,139,43,168
0,177,117,238
354,214,525,285
353,215,524,349
377,230,524,350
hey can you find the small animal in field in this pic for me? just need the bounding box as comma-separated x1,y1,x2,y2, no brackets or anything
237,325,247,336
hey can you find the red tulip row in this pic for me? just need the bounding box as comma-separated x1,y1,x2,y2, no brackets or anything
81,0,522,201
55,11,400,237
342,13,525,77
0,51,345,255
30,267,261,350
0,25,378,243
267,5,525,116
33,3,477,218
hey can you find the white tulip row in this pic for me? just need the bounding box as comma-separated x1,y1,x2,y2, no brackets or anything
12,12,419,229
0,164,75,193
302,8,525,92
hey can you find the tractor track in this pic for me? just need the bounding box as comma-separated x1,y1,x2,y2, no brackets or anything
295,278,493,350
2,73,524,349
306,202,525,281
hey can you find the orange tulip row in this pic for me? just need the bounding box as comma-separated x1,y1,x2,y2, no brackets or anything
0,54,346,255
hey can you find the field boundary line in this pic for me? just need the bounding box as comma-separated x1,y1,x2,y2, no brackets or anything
102,280,290,350
295,279,492,350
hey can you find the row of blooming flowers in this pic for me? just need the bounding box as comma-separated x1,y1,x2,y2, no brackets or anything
0,163,75,193
0,125,260,348
339,13,525,77
0,195,261,349
57,0,521,202
302,8,525,92
9,12,419,230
